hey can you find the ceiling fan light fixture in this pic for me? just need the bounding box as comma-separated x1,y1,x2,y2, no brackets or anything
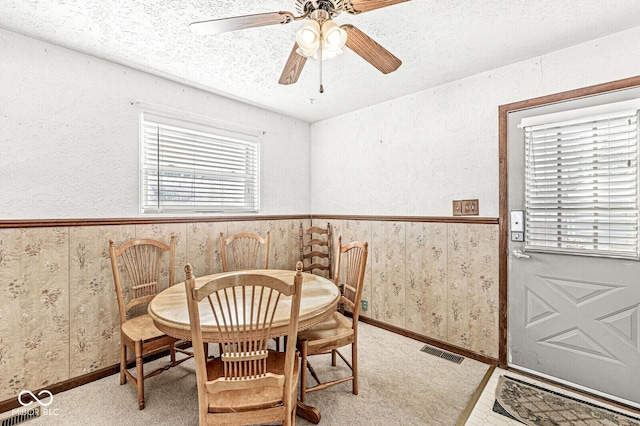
321,20,347,52
296,46,317,58
319,49,342,60
190,0,406,89
296,20,321,56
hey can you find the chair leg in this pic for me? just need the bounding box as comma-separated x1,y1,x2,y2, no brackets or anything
283,398,291,426
134,340,145,410
300,340,308,403
290,395,297,425
352,342,358,395
170,342,176,364
307,360,321,385
331,349,337,367
120,340,127,385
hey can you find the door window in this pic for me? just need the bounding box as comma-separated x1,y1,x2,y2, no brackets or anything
522,104,640,259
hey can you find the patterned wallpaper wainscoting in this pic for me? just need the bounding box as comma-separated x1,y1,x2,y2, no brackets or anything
0,218,310,403
405,222,449,342
321,218,499,359
0,216,498,404
0,227,70,398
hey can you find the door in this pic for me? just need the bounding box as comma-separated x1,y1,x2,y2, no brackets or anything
507,90,640,407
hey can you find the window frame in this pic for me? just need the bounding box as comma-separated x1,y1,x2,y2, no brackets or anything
139,111,260,214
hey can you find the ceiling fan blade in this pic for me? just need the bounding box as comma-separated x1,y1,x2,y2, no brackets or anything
343,0,410,14
342,24,401,74
279,43,307,85
190,11,294,36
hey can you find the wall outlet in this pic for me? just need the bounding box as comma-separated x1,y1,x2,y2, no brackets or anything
361,299,368,311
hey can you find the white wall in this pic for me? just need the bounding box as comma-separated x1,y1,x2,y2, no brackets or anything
4,25,640,220
310,27,640,218
0,29,311,219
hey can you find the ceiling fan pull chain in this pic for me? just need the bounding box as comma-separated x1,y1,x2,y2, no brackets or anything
319,27,324,93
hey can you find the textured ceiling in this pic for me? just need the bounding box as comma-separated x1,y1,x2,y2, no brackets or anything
2,1,640,122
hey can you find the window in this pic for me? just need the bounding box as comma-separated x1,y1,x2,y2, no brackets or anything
522,101,640,259
140,112,259,213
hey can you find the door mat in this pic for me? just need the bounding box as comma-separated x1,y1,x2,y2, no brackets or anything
494,375,640,425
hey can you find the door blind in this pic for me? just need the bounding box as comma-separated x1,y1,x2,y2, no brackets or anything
523,109,640,258
140,112,259,213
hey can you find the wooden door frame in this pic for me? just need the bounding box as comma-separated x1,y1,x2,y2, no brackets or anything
497,75,640,367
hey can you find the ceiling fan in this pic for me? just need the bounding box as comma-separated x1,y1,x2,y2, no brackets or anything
190,0,409,92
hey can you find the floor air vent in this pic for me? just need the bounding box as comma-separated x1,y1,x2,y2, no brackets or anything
420,345,464,364
1,407,41,426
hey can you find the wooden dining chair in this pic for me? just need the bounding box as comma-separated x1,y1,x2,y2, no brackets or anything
184,262,303,426
299,222,333,279
108,234,192,409
296,237,368,402
219,230,280,350
219,231,270,272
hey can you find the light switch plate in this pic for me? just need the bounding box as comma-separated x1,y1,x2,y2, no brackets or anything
453,200,462,216
462,199,479,216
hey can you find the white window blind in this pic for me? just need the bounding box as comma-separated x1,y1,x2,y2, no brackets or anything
140,112,259,213
523,108,640,258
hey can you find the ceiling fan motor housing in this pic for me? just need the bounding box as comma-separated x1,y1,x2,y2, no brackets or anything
295,0,344,17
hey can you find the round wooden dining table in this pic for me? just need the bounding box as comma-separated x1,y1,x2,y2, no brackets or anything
148,268,340,424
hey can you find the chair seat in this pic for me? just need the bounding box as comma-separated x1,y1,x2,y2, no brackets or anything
297,311,354,349
205,350,299,412
121,313,170,342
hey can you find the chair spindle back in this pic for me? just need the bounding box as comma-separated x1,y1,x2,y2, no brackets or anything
220,231,270,272
186,262,302,395
109,235,176,323
334,237,368,319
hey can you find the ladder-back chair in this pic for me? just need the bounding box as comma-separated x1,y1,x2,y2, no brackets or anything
296,237,368,402
184,262,303,425
299,223,333,279
108,234,192,409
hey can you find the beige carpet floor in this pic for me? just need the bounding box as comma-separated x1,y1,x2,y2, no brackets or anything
16,322,490,426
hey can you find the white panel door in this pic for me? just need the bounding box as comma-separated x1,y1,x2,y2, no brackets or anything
507,90,640,407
